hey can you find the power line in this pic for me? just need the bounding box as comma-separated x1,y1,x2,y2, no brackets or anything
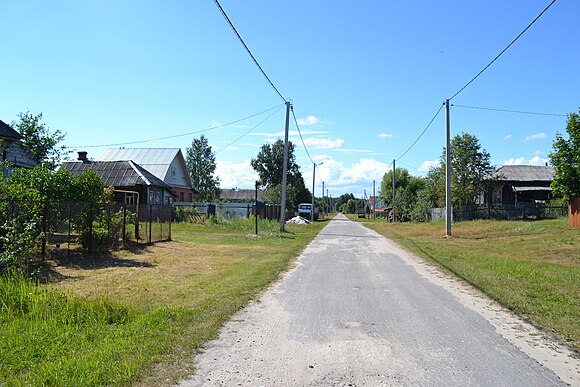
72,103,284,149
216,104,285,153
213,0,286,103
396,104,444,161
291,107,316,165
452,104,566,117
449,0,557,100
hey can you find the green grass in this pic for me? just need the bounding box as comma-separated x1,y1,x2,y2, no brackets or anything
364,217,580,351
1,218,327,385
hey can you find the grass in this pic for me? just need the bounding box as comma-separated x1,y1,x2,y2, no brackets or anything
363,217,580,351
0,217,327,385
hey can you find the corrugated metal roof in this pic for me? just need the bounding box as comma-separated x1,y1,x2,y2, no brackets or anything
96,148,187,184
0,119,22,140
220,189,263,201
492,165,555,182
60,161,171,189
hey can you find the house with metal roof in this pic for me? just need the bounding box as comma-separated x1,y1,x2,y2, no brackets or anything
488,165,555,205
220,188,263,203
96,148,195,202
1,119,37,176
60,157,174,205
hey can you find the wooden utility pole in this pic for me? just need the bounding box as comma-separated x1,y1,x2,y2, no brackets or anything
311,163,316,222
255,181,259,235
279,102,291,232
445,99,452,236
322,181,325,217
372,180,376,219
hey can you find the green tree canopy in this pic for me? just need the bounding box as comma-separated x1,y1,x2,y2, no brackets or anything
550,111,580,201
250,139,310,209
379,168,427,221
185,135,221,202
12,111,66,167
429,132,494,207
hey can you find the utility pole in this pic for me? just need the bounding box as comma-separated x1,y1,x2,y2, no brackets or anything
392,159,396,223
445,99,452,236
279,101,291,232
322,181,325,217
310,163,318,222
255,181,259,235
327,189,329,215
372,180,376,219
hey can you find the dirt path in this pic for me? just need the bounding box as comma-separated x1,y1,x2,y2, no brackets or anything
177,214,578,386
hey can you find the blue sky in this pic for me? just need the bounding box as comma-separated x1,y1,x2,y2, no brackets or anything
1,1,578,198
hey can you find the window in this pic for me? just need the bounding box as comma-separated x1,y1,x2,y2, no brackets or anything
179,192,185,202
172,166,177,178
125,193,135,205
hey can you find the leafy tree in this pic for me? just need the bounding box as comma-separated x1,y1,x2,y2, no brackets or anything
550,111,580,201
250,139,310,209
429,132,494,207
379,168,427,221
12,111,66,166
336,193,355,209
185,135,221,202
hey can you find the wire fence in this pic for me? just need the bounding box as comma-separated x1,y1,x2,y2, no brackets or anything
0,200,172,262
428,203,568,222
173,202,282,222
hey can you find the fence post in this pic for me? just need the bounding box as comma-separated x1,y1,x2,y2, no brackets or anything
88,205,94,255
122,203,127,249
168,204,172,241
148,204,152,245
41,200,48,260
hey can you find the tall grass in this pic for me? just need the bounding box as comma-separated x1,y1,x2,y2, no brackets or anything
2,219,326,385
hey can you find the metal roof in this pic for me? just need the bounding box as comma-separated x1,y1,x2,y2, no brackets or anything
492,165,555,182
60,160,171,189
220,189,263,201
0,119,23,140
512,186,552,192
96,148,189,185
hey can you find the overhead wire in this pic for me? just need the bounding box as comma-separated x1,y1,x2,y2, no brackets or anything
213,0,286,103
396,104,444,161
452,104,565,117
72,103,284,149
215,104,285,153
449,0,557,100
291,107,316,165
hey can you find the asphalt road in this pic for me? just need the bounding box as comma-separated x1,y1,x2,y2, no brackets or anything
178,214,577,386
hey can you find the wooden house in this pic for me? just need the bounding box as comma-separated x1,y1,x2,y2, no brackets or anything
0,119,37,176
487,165,555,205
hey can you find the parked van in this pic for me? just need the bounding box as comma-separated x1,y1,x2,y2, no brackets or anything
298,203,319,221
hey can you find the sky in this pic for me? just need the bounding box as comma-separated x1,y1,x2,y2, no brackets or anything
1,0,578,198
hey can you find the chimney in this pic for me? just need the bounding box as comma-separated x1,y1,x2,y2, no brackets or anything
77,151,88,162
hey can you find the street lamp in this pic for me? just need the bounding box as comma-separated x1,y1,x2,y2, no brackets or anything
311,162,323,222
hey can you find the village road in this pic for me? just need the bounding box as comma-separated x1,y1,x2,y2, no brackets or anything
177,214,576,386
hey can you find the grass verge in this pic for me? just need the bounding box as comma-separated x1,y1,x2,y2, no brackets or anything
363,217,579,351
0,217,327,385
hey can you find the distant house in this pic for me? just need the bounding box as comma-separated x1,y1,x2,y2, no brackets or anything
0,119,36,176
220,188,263,203
61,154,175,205
96,148,196,202
487,165,555,205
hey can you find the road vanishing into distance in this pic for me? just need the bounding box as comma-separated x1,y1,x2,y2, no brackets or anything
178,214,578,386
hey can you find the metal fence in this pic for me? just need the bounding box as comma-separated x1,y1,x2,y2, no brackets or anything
428,203,568,222
0,200,172,260
173,202,282,222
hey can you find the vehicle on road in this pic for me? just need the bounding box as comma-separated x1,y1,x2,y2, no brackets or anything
298,203,319,221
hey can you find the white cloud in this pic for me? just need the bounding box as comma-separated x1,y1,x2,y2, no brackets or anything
336,148,374,154
248,130,328,137
378,133,395,139
296,115,329,126
503,156,548,166
303,137,344,149
502,134,512,141
222,145,239,152
524,132,547,142
418,160,440,172
215,160,259,189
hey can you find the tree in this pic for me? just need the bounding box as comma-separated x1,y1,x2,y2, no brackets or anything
336,193,355,209
550,111,580,201
379,168,427,221
12,111,66,166
250,139,310,209
185,135,221,202
429,132,494,207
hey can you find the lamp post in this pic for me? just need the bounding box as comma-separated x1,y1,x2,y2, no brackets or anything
311,162,323,222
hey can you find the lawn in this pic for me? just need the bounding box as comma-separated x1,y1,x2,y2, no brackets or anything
0,218,327,386
363,217,580,351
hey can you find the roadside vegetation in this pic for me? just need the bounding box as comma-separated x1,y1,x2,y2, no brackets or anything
0,217,327,385
364,217,579,351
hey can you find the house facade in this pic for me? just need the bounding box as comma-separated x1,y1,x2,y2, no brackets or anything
60,156,175,205
0,119,37,176
96,148,195,202
487,165,555,205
